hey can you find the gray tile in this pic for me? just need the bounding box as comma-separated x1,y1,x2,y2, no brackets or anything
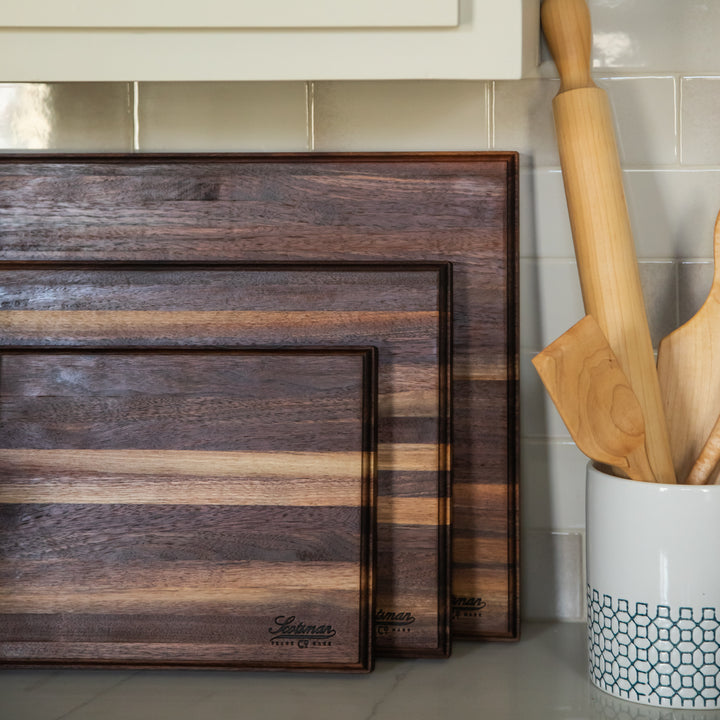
520,258,584,352
521,440,588,531
137,82,309,151
0,83,133,151
638,261,677,348
520,351,572,441
682,77,720,166
521,530,585,621
679,260,715,325
313,80,489,151
539,0,720,74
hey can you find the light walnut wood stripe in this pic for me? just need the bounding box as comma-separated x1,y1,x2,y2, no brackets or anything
377,389,438,417
377,497,449,526
0,562,361,614
0,310,437,336
452,537,514,564
0,445,438,503
452,482,508,505
0,588,359,615
0,449,366,505
452,568,511,597
453,357,511,381
0,448,361,477
377,443,440,472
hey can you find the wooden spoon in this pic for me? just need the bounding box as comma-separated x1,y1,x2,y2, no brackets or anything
657,209,720,484
686,412,720,485
533,315,655,483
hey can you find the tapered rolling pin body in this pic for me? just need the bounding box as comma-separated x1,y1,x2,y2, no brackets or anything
542,0,676,484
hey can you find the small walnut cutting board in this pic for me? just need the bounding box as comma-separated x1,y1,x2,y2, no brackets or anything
0,348,377,671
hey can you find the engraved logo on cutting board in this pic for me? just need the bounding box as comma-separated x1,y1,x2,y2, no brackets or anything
268,615,337,648
451,596,487,620
375,609,416,635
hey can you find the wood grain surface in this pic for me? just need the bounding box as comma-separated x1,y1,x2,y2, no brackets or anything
0,262,451,657
0,153,519,641
532,315,655,484
543,0,675,484
657,210,720,485
0,348,377,670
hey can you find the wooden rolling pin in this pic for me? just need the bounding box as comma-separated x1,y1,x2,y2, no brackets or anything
541,0,676,484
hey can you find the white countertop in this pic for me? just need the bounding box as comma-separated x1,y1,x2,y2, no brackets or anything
2,622,718,720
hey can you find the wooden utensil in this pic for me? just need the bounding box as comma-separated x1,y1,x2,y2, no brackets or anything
686,412,720,485
658,210,720,484
541,0,675,484
533,315,655,483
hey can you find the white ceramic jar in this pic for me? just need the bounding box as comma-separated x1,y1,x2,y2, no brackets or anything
586,462,720,709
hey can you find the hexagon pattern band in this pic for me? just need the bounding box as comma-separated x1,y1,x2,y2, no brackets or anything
587,586,720,708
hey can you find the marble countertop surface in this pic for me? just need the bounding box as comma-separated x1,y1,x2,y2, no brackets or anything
2,622,716,720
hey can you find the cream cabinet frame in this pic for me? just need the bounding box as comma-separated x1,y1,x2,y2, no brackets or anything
0,0,539,81
0,0,460,29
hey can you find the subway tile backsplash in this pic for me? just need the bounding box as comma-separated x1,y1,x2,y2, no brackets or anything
681,77,720,166
0,1,717,623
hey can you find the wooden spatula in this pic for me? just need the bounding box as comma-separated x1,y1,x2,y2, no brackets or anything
686,412,720,485
533,315,655,483
658,209,720,484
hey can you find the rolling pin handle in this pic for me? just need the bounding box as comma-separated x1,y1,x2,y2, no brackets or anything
541,0,596,93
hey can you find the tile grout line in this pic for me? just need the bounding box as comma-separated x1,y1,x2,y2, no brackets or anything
132,81,140,152
306,81,316,151
486,81,495,149
676,73,683,167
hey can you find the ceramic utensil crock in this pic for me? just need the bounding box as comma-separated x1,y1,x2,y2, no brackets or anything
586,462,720,708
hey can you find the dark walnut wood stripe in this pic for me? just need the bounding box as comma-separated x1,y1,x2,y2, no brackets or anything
0,504,367,564
0,263,451,658
0,348,377,671
0,152,518,643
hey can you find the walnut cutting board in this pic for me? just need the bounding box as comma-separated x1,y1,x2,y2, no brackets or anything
0,153,519,641
0,262,452,657
0,348,377,671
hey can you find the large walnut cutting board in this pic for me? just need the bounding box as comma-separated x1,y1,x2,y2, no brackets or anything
0,348,376,671
0,262,451,657
0,153,519,640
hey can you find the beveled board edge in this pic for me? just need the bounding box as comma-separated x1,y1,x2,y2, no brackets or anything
454,151,519,641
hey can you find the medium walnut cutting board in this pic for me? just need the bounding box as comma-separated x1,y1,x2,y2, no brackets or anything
0,348,376,671
0,153,519,641
0,262,451,657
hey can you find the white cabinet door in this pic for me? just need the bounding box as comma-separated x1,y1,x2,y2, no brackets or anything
0,0,539,81
0,0,459,28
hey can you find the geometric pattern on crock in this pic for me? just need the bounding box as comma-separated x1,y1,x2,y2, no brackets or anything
588,586,720,708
